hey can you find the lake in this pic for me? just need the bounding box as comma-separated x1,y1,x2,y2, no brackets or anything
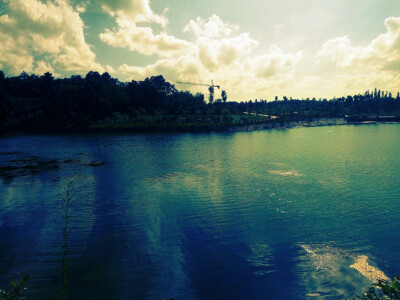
1,124,400,299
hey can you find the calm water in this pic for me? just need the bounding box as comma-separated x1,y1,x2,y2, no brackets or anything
0,124,400,299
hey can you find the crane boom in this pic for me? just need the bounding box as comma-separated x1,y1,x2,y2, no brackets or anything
176,81,210,87
175,80,221,104
176,81,220,89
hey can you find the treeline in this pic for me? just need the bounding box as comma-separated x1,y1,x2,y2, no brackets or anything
242,91,400,119
0,71,209,131
0,70,400,132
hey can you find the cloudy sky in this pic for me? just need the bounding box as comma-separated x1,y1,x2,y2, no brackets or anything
0,0,399,101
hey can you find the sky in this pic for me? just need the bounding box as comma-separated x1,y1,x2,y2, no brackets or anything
0,0,399,101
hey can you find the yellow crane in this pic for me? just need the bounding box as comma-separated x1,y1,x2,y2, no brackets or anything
176,80,220,103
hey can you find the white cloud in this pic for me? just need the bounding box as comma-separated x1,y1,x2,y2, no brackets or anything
182,15,259,72
75,4,86,13
317,36,357,67
115,14,304,100
119,55,202,84
102,14,259,71
33,61,56,75
183,14,239,39
99,9,400,100
196,33,258,71
248,46,303,78
318,17,400,71
0,14,34,74
315,16,400,97
0,0,105,75
101,0,167,26
100,18,192,58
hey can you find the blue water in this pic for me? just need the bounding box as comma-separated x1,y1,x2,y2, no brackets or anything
0,124,400,299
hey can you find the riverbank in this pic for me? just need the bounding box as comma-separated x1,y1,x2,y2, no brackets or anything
2,117,400,136
223,118,348,131
77,118,349,133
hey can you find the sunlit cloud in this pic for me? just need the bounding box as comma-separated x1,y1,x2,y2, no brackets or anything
315,16,400,97
248,46,303,79
100,18,193,58
183,14,239,39
0,0,106,75
114,14,300,100
0,0,398,100
33,60,57,76
101,0,167,26
318,17,400,71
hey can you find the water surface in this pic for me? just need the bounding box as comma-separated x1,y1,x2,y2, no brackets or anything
1,124,399,299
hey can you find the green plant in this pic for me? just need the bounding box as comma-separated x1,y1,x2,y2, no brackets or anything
353,275,400,299
0,275,30,300
55,182,77,300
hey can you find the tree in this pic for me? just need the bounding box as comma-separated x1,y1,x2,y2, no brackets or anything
149,75,176,95
17,71,29,80
221,90,227,103
43,72,53,81
85,71,101,84
208,86,214,104
101,72,112,82
221,108,232,123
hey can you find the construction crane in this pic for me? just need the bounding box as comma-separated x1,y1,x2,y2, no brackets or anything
176,80,220,103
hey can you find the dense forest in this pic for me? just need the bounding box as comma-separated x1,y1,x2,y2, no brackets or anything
1,70,400,132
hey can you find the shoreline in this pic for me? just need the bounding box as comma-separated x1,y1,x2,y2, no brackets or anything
1,118,399,136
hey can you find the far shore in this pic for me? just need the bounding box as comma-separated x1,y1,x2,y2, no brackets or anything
1,117,400,136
